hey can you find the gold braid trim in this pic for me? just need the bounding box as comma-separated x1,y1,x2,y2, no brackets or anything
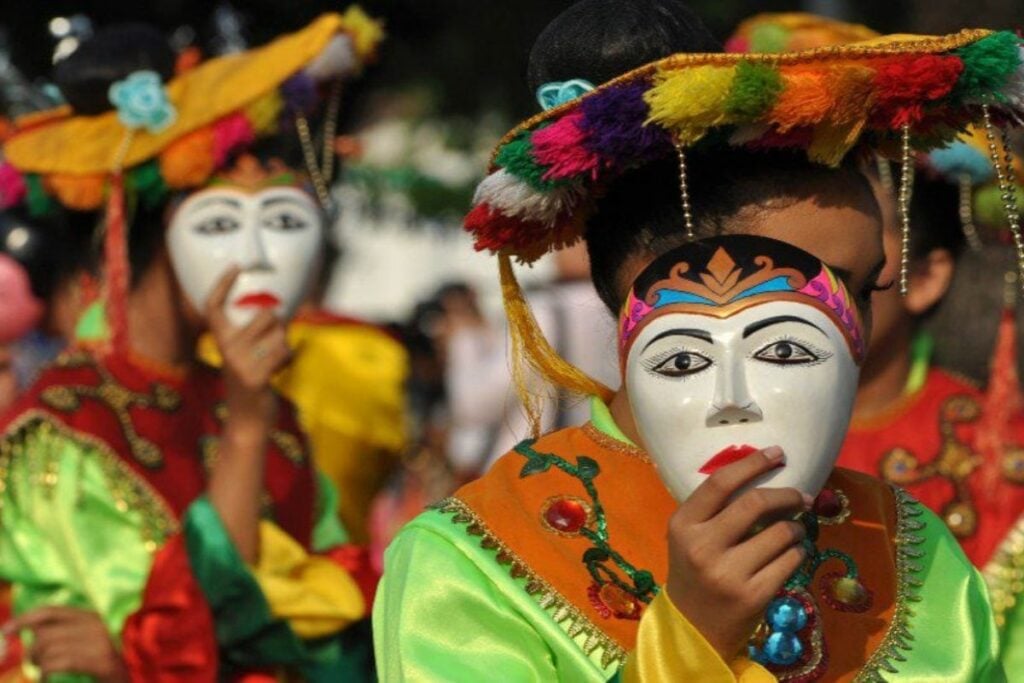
492,29,991,162
854,485,927,682
0,410,178,551
982,514,1024,628
433,496,627,669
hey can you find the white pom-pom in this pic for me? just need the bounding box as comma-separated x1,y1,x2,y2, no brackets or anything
305,34,358,81
474,169,582,226
1002,47,1024,116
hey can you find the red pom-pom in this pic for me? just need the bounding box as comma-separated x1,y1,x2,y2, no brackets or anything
872,55,964,128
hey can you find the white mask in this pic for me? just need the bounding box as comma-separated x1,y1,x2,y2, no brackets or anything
621,235,865,501
166,185,323,328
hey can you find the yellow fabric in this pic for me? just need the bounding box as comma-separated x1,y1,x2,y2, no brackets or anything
5,14,346,174
199,317,408,542
252,520,364,640
623,591,774,683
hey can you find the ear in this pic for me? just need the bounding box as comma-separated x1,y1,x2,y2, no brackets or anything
905,248,955,315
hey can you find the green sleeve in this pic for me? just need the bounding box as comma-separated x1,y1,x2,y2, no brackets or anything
1000,596,1024,683
182,496,358,679
0,420,156,683
893,505,1005,682
373,509,612,682
182,496,307,666
312,469,348,552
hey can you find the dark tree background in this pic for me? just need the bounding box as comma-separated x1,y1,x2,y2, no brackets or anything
0,0,1020,124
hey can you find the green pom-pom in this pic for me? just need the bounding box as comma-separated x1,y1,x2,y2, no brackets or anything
974,183,1024,227
494,128,563,191
126,161,169,209
726,61,783,120
953,31,1024,103
749,24,789,53
24,175,55,217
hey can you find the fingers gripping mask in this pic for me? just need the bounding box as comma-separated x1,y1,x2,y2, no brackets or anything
621,235,866,501
166,185,324,327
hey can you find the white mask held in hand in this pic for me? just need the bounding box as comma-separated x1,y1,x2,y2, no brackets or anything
621,235,866,501
166,156,324,328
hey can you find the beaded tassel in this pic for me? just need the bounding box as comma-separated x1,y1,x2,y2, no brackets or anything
897,123,915,296
675,142,696,240
982,105,1024,295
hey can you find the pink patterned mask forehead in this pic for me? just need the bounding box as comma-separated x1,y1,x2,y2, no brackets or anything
618,236,866,364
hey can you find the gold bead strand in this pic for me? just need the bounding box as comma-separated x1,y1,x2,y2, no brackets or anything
296,113,332,210
959,174,984,252
674,141,696,240
982,106,1024,295
897,124,915,296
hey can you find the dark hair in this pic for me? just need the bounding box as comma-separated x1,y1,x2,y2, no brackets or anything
54,23,175,115
528,0,877,314
0,208,95,300
527,0,719,92
908,171,964,259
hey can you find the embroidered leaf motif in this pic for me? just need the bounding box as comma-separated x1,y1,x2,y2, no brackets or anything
520,456,552,478
583,548,610,563
633,570,655,594
576,455,600,480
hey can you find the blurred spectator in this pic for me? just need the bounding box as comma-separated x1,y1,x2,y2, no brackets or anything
444,243,619,475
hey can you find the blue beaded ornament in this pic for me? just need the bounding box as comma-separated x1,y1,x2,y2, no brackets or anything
767,596,808,633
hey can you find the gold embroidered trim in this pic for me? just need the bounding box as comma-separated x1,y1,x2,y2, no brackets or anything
0,410,179,550
39,352,182,469
982,514,1024,628
434,496,628,669
581,423,650,463
853,486,926,682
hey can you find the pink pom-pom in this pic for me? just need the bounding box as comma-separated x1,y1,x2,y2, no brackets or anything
212,113,256,167
532,112,601,181
0,254,43,343
0,163,27,209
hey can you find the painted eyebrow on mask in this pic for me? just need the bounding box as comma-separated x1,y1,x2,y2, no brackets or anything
742,315,825,338
642,328,713,351
188,196,243,212
261,195,308,208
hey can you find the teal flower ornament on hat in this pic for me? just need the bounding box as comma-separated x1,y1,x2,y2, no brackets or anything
108,70,177,134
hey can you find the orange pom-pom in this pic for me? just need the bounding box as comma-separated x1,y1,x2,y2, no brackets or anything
159,127,216,189
44,173,107,210
771,66,835,132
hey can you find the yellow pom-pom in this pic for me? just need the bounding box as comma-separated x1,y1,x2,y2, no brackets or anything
339,6,385,62
645,65,736,146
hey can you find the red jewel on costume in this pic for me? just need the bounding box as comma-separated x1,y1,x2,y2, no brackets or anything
541,496,590,535
587,583,642,620
813,488,851,525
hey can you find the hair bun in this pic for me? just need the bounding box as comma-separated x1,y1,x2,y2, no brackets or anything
53,23,175,116
527,0,720,93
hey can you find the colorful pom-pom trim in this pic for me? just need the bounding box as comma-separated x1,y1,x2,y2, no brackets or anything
465,30,1024,263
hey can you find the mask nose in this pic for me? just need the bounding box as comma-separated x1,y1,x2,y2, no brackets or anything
236,219,272,272
706,352,763,427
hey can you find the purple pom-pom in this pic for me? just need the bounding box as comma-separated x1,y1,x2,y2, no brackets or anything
579,79,670,170
281,73,319,116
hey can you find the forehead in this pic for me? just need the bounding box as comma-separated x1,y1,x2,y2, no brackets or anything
174,186,318,214
633,300,848,346
738,199,883,287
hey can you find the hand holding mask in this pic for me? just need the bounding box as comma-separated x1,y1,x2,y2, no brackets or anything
621,235,866,501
